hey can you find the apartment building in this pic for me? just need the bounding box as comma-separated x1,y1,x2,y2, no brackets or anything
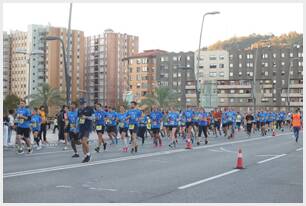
3,31,11,97
217,44,303,112
156,51,197,107
194,50,229,109
123,50,166,103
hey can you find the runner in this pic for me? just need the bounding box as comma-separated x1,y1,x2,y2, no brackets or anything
105,107,118,145
39,106,48,144
150,104,164,147
292,109,302,142
15,99,32,154
77,98,95,163
94,102,107,153
117,105,129,152
222,108,228,137
198,107,209,145
62,105,69,150
183,105,194,146
68,102,81,158
31,108,42,150
192,107,200,143
236,112,242,132
126,101,142,153
137,109,148,146
168,107,179,148
245,112,253,136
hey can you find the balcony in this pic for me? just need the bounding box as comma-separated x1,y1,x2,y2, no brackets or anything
262,84,273,89
263,93,273,98
185,93,197,98
185,85,196,90
290,102,303,106
281,93,303,98
290,84,303,88
218,93,252,98
217,84,251,89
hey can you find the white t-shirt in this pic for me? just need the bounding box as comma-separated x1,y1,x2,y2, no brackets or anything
8,114,14,127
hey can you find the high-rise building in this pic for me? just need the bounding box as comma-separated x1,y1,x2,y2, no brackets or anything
156,51,197,107
46,26,85,102
124,50,165,103
10,30,28,98
3,31,11,97
194,50,229,109
85,29,138,107
85,34,106,105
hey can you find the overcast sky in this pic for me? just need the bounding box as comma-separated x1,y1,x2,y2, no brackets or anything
3,2,303,52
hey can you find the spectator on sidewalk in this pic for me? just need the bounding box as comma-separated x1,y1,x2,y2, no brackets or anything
7,109,15,146
3,115,9,147
39,106,48,144
53,116,59,134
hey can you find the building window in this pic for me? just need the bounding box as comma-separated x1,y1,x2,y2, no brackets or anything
262,53,268,59
209,55,217,60
219,64,224,68
229,63,233,68
281,53,285,58
273,53,277,58
129,68,133,73
281,71,285,75
230,89,235,94
239,63,242,68
210,64,217,69
239,99,244,103
173,56,178,61
209,72,217,77
219,55,225,60
187,56,191,61
136,67,140,72
272,62,277,67
238,54,242,59
249,72,253,77
239,89,244,94
281,98,286,102
282,80,285,85
290,52,293,57
219,72,224,77
239,71,242,76
230,98,234,103
281,62,285,66
264,71,268,76
220,98,224,103
298,52,303,57
229,72,233,77
142,67,147,72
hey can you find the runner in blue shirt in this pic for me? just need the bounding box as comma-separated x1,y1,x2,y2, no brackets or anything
31,108,42,150
105,107,118,145
94,102,107,153
222,108,229,138
183,105,194,147
178,111,186,140
198,108,209,145
15,99,32,154
150,104,164,147
168,107,180,148
137,109,149,146
126,101,142,153
192,108,200,144
68,102,81,158
117,105,129,152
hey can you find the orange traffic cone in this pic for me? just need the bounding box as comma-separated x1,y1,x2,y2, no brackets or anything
235,148,244,169
185,138,192,149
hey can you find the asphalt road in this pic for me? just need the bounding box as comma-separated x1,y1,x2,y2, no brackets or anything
3,128,303,203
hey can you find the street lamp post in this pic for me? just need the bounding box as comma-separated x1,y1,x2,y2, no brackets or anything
15,49,44,104
196,11,220,107
45,36,70,105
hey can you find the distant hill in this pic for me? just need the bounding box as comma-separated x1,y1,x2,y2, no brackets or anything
208,32,303,51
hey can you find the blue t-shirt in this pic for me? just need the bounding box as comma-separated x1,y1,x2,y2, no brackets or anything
150,111,163,129
184,110,194,123
127,109,142,127
16,107,32,128
105,111,117,126
31,114,42,131
198,112,208,126
95,110,106,126
68,110,79,133
117,112,129,128
139,115,149,127
222,112,228,124
168,112,179,126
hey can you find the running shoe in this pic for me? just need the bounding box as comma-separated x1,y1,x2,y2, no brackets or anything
63,146,68,150
205,140,208,145
82,155,90,163
17,148,24,154
28,148,33,154
131,148,134,153
37,145,42,150
95,146,100,153
197,142,200,146
72,153,80,158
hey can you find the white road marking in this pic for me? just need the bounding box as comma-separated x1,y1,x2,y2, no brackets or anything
208,149,223,152
219,147,236,153
296,148,303,151
257,154,287,164
89,187,97,190
25,150,72,156
178,169,240,190
256,154,282,157
97,188,117,192
4,132,291,178
56,185,72,188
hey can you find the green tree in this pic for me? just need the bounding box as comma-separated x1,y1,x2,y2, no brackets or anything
3,94,20,114
140,87,179,109
26,83,65,114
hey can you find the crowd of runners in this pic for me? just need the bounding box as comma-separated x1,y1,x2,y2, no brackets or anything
4,98,303,163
